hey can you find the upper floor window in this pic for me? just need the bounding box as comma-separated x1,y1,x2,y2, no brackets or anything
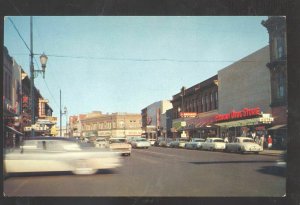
277,71,285,98
276,37,285,59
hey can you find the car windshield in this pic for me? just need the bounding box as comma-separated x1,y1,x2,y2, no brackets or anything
243,139,254,143
136,138,147,142
214,139,224,142
194,139,205,142
96,139,106,142
110,138,126,143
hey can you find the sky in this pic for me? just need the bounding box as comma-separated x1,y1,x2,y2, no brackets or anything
4,16,269,126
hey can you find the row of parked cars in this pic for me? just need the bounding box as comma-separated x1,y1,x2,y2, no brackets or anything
154,137,263,154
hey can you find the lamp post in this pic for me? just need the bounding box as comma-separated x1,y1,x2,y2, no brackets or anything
59,89,67,136
30,16,48,137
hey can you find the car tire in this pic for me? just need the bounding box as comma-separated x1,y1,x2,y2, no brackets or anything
238,148,244,154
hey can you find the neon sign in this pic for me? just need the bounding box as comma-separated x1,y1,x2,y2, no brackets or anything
215,107,261,121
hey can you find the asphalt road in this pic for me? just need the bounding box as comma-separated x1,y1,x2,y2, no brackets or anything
3,146,286,197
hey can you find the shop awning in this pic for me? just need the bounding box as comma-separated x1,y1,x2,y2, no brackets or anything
268,124,287,130
185,115,217,129
6,126,23,135
214,117,263,128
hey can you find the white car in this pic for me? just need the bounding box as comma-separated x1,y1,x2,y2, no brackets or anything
185,138,206,150
169,138,189,148
94,137,108,148
109,137,132,156
225,137,263,154
4,137,123,176
202,138,226,151
148,139,156,146
131,138,151,149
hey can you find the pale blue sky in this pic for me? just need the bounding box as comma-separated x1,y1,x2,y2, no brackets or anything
4,16,268,126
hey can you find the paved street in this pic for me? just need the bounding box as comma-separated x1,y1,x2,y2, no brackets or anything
3,147,286,197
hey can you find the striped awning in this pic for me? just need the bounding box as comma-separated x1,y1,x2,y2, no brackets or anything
186,115,217,129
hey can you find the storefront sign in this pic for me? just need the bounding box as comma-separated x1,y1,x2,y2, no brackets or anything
179,112,197,118
215,107,261,122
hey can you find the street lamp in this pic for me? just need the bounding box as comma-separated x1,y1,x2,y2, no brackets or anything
30,16,48,137
60,106,67,137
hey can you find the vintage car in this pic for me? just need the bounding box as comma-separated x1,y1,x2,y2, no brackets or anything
225,137,263,154
148,139,156,146
131,138,151,149
94,137,108,148
4,137,123,176
184,138,206,150
109,137,132,156
169,138,189,148
201,137,226,151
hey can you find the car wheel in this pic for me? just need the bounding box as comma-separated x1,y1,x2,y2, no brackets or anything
210,147,214,151
238,148,244,154
72,160,97,175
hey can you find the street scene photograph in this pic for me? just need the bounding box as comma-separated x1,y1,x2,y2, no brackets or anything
3,16,287,197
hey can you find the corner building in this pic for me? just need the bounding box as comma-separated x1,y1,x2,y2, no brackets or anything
215,46,274,141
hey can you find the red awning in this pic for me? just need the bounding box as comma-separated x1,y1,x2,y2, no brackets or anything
186,115,217,128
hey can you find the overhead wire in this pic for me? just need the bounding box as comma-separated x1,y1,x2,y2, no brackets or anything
7,16,60,110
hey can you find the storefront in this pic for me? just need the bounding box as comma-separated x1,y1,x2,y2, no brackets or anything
185,113,218,139
214,107,274,142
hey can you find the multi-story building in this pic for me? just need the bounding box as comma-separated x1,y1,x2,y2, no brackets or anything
141,100,173,140
171,75,219,139
80,111,142,140
261,16,287,148
3,46,23,147
215,46,274,141
69,114,86,138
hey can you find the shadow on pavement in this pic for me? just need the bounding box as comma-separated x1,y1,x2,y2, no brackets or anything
257,165,286,177
5,169,117,178
189,160,275,165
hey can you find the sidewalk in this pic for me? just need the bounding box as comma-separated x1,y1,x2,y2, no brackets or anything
259,149,286,157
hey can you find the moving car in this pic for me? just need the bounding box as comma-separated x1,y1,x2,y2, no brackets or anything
94,137,108,148
184,138,206,150
225,137,263,154
4,137,123,176
109,137,132,156
202,137,226,151
131,138,151,149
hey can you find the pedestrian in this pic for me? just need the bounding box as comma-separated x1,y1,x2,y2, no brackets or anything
260,135,265,150
224,136,229,143
267,135,273,149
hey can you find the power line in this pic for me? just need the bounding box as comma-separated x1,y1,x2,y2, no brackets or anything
7,17,31,53
8,17,60,111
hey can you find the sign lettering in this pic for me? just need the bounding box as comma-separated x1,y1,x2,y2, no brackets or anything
215,107,261,122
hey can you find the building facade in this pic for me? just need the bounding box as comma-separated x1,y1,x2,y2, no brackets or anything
3,46,23,148
171,75,219,140
80,111,142,140
261,16,287,149
215,46,274,142
141,100,173,140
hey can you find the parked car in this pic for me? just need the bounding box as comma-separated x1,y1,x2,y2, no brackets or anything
109,137,132,156
94,137,108,148
185,138,206,150
131,138,151,149
4,137,123,176
202,137,226,151
148,139,156,146
169,138,189,148
225,137,263,154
